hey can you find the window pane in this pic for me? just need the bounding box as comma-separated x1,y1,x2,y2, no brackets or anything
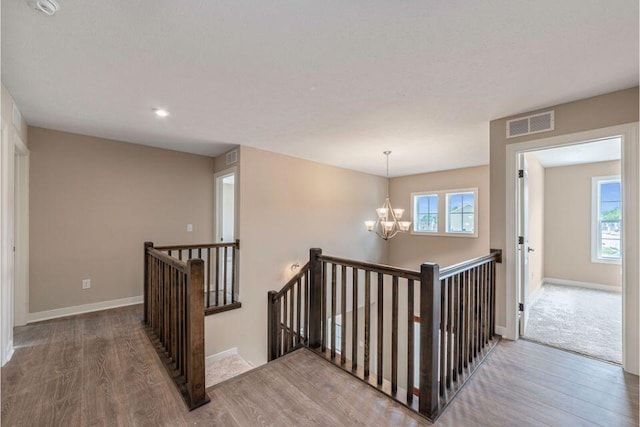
600,238,621,259
414,194,438,232
600,202,620,220
600,182,620,202
446,191,476,233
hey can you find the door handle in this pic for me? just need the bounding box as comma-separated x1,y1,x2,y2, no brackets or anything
527,247,535,253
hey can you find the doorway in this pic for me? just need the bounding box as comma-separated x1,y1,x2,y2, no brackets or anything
506,123,638,375
215,169,236,243
517,138,622,363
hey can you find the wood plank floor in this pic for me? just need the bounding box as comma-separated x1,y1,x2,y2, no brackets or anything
2,305,638,426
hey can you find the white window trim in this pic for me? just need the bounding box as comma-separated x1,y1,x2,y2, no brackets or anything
591,175,622,265
410,187,479,238
410,191,439,235
445,188,479,238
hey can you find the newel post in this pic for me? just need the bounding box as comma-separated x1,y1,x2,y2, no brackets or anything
185,258,209,409
419,262,441,419
307,248,323,349
143,241,153,324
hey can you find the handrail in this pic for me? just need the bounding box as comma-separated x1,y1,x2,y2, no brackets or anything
318,254,420,280
438,250,502,280
155,239,239,251
147,247,188,270
275,262,310,298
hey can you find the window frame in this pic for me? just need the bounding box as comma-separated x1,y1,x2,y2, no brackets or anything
591,175,622,265
445,188,479,237
410,187,479,238
410,192,439,235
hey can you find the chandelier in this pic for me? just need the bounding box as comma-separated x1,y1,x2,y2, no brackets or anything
364,151,411,240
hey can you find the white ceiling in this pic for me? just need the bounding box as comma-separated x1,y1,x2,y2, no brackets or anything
2,1,638,177
530,137,621,168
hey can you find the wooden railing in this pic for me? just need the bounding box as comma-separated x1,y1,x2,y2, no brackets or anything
267,248,501,421
153,240,241,315
143,242,209,410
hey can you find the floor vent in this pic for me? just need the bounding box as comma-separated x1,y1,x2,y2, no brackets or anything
226,149,238,165
506,110,554,138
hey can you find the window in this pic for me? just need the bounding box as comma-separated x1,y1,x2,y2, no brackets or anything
411,188,478,237
412,193,438,233
592,176,622,263
446,191,476,235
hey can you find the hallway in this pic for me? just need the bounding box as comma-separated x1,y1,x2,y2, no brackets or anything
1,305,637,426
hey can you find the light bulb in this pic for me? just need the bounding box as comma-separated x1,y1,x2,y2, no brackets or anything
364,221,375,231
393,209,404,219
376,208,388,219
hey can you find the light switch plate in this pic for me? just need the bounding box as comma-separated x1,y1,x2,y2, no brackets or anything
82,279,91,289
187,224,193,232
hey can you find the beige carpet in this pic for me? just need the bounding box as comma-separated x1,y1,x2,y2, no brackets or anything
205,353,254,388
524,283,621,363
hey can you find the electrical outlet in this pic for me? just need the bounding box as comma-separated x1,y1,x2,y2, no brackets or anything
187,224,193,232
82,279,91,290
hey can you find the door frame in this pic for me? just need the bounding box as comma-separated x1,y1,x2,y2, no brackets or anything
505,122,639,375
214,167,237,243
517,155,530,337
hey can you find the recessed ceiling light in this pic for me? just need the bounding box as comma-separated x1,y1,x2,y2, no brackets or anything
153,108,169,118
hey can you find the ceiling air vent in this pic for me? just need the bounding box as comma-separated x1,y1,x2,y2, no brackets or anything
225,149,238,165
506,110,555,139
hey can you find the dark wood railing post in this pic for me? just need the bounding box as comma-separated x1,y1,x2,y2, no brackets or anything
185,258,209,409
143,241,153,324
419,262,441,419
267,290,278,361
307,248,323,349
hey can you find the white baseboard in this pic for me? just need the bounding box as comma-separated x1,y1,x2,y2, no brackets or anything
544,277,621,293
27,295,143,324
528,279,545,306
206,347,238,364
2,340,14,367
495,325,507,337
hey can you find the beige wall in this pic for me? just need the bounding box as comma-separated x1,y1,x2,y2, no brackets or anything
544,160,622,287
206,145,388,365
489,87,639,328
29,127,215,313
524,153,544,295
388,165,490,270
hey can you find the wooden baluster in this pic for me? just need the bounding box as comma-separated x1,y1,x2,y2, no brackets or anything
231,245,237,304
215,248,220,307
407,279,414,404
448,277,454,388
177,271,183,374
172,266,178,365
439,277,447,395
223,246,228,305
289,287,294,349
305,271,310,344
143,242,153,324
297,278,302,347
207,248,211,309
377,273,384,386
481,263,487,348
391,275,399,395
283,291,289,353
352,268,358,371
188,249,192,260
466,269,471,366
164,262,170,351
474,266,479,359
340,265,347,365
268,291,278,361
456,274,463,379
364,270,371,379
419,262,441,419
179,250,183,261
331,263,337,359
321,261,327,352
276,297,282,357
490,260,496,336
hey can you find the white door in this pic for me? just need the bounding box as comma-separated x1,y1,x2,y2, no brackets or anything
518,155,531,337
215,169,236,243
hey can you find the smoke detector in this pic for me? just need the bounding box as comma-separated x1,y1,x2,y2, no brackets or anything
26,0,60,16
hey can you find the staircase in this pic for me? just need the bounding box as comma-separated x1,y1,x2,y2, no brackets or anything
267,248,502,421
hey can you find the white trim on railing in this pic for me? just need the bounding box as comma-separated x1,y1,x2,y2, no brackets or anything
27,295,142,324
